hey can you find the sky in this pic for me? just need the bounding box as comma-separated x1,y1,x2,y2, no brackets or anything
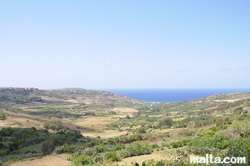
0,0,249,89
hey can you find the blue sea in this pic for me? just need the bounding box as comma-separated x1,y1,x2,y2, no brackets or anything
105,89,250,103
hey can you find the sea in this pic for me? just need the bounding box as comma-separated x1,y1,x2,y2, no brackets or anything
105,89,250,103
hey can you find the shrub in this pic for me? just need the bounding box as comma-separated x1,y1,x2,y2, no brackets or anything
0,127,14,136
178,129,196,136
233,121,250,138
92,153,104,163
43,122,63,131
187,146,214,156
188,135,231,155
55,145,75,154
0,113,6,120
121,142,152,158
119,134,143,144
200,129,216,137
141,159,170,166
225,137,250,166
41,138,56,155
84,140,98,148
94,144,106,153
150,143,159,149
0,149,10,156
245,100,250,106
158,117,173,127
233,107,243,115
126,115,131,119
71,154,93,166
237,114,248,121
83,147,97,156
169,139,190,148
41,133,73,155
173,120,188,128
105,151,121,162
137,127,147,133
115,144,125,150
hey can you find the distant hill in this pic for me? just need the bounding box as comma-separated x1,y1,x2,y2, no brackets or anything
0,87,141,105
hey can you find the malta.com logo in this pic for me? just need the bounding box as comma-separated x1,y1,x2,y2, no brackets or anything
190,154,247,165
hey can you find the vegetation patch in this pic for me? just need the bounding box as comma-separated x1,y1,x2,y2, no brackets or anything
0,113,6,120
0,126,83,162
121,142,153,158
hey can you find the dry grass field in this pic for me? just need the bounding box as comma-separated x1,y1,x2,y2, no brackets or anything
10,154,70,166
74,115,127,138
116,153,170,166
112,107,139,114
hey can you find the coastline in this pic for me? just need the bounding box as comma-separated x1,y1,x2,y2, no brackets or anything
104,89,250,103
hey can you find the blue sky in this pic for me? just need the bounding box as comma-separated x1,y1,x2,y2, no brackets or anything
0,0,249,89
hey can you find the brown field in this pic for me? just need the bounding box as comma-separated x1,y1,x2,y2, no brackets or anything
0,115,41,129
74,116,127,138
10,154,70,166
116,153,170,166
112,107,139,114
74,116,116,130
83,130,127,139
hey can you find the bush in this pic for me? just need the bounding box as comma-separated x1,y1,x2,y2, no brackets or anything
119,134,143,144
233,121,250,138
105,151,121,162
245,100,250,106
237,114,248,121
0,149,10,156
0,127,14,136
187,146,214,156
150,143,159,150
137,127,147,133
178,129,196,136
41,133,73,155
94,144,106,153
121,142,152,158
225,138,250,166
233,107,243,115
0,113,6,120
141,159,173,166
71,154,93,166
43,122,63,131
55,145,75,154
41,138,56,155
115,144,125,150
84,140,98,148
170,139,190,148
158,117,173,127
200,129,216,137
188,135,231,155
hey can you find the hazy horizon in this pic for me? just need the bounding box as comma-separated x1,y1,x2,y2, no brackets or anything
1,1,249,89
1,87,250,92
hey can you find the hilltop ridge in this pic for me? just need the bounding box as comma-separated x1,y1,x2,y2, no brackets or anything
0,87,141,105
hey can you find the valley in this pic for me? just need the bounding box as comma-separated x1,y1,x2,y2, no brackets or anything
0,88,249,166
